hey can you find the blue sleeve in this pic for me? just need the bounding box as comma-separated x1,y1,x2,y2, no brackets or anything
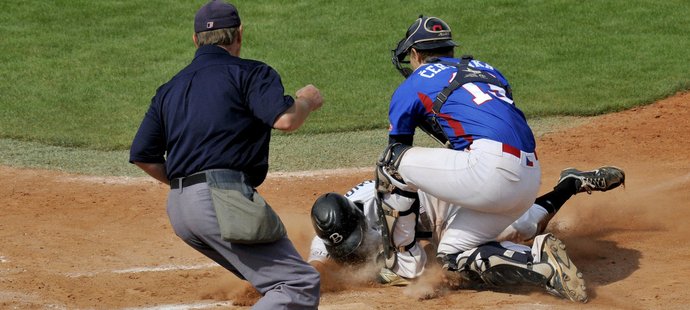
129,95,166,164
245,64,294,127
388,84,425,136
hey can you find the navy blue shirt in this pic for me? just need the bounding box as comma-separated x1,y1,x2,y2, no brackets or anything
129,45,294,187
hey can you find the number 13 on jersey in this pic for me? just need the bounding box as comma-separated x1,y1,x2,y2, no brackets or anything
462,83,513,105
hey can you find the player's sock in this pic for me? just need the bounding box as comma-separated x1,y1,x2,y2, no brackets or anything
534,178,578,214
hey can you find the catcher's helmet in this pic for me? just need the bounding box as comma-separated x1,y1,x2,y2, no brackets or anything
392,15,458,77
311,193,367,263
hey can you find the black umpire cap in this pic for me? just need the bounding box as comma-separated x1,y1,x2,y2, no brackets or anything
194,0,241,33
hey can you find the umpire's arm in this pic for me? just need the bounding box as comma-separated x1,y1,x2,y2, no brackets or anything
273,85,323,132
134,162,169,185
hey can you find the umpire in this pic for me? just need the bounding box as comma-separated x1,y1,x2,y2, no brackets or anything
129,1,322,308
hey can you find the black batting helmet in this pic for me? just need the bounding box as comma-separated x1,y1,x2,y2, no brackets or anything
310,193,367,263
392,15,458,77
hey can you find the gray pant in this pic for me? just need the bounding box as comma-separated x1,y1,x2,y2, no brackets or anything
166,173,320,309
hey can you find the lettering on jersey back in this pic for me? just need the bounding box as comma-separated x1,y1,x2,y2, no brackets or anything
469,60,494,70
419,63,452,78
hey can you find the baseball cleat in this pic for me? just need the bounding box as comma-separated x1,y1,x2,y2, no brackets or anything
377,267,410,287
534,234,588,303
558,166,625,194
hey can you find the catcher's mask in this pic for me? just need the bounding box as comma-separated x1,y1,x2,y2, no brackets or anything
391,15,458,78
311,193,368,264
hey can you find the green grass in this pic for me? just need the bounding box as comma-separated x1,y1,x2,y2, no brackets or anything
0,1,688,162
0,116,589,176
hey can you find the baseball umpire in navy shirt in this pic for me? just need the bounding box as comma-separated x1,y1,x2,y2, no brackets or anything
130,1,322,308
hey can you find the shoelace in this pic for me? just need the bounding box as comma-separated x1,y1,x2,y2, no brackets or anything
581,175,606,194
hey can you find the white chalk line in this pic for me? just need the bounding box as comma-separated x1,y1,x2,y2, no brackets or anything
65,262,219,278
3,259,232,310
62,263,235,309
0,290,230,310
0,291,39,302
0,291,67,309
126,301,384,310
267,167,370,179
59,167,371,185
121,301,233,310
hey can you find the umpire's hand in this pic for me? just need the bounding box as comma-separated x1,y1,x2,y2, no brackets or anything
296,84,323,111
274,84,323,132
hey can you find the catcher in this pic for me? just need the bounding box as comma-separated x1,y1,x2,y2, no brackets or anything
308,166,625,300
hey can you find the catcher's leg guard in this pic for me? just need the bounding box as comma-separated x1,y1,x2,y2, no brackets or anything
374,143,417,269
440,242,552,287
439,236,588,303
375,143,414,194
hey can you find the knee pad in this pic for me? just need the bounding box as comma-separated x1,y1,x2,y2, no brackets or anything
447,242,554,288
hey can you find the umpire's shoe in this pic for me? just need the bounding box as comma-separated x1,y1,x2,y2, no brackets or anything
558,166,625,194
534,234,588,303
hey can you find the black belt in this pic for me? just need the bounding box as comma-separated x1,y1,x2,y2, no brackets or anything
170,173,207,189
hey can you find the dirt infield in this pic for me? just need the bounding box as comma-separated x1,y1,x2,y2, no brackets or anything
1,92,689,309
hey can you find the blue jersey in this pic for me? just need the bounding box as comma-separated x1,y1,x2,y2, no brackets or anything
389,57,535,152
